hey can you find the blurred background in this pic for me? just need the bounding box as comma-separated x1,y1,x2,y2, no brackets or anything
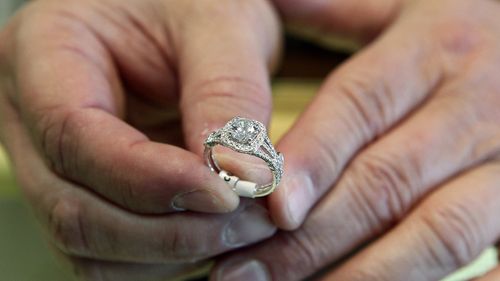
0,3,497,281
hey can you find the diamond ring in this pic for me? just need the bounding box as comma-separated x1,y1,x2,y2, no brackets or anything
203,117,284,198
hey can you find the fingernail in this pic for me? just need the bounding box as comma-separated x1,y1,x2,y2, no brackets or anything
286,173,314,229
172,190,229,213
286,191,302,228
217,260,270,281
223,204,276,247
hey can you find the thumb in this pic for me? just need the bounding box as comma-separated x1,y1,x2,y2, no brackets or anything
178,0,281,157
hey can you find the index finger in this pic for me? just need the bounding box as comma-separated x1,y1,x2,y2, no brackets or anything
268,15,443,229
11,6,238,214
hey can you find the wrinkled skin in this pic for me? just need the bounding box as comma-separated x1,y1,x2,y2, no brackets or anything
211,0,500,280
0,0,281,280
3,0,500,280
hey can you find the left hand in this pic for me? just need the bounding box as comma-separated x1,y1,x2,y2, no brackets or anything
210,0,500,280
0,0,280,279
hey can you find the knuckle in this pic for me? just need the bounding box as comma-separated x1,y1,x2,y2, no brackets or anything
183,75,272,116
36,107,64,172
419,201,482,269
347,152,420,230
48,190,90,256
333,71,394,137
36,107,83,176
161,225,206,262
302,127,341,173
276,229,326,277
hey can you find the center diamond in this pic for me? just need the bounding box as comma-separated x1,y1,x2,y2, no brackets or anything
229,119,258,143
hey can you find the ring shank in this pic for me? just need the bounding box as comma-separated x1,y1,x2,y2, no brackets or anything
204,146,280,197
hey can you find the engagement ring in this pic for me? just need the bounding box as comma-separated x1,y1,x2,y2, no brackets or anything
203,117,284,198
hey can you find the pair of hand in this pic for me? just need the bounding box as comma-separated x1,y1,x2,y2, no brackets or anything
1,0,500,280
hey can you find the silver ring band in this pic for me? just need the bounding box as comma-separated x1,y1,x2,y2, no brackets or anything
203,117,284,197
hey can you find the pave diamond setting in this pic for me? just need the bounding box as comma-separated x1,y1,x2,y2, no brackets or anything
203,116,284,197
205,117,266,153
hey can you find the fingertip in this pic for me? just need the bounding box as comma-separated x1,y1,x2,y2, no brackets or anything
211,259,271,281
268,189,301,231
268,172,314,230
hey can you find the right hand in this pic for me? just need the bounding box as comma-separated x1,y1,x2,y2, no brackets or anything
212,1,500,280
0,0,280,279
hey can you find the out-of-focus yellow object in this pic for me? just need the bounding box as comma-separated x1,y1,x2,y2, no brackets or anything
269,80,320,141
0,80,496,281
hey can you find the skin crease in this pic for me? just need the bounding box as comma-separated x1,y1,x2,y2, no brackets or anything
0,0,282,280
2,1,500,281
210,0,500,281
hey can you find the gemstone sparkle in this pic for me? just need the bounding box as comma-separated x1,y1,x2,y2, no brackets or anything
230,119,258,143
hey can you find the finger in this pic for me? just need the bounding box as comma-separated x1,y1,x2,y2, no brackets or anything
42,186,274,263
72,260,207,281
11,7,238,213
178,0,281,156
210,163,500,281
269,13,443,229
51,246,211,281
325,163,500,281
0,73,276,262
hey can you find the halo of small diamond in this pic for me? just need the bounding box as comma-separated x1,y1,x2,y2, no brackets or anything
204,116,284,196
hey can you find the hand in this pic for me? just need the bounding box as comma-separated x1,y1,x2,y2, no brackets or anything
210,0,500,280
0,0,280,279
